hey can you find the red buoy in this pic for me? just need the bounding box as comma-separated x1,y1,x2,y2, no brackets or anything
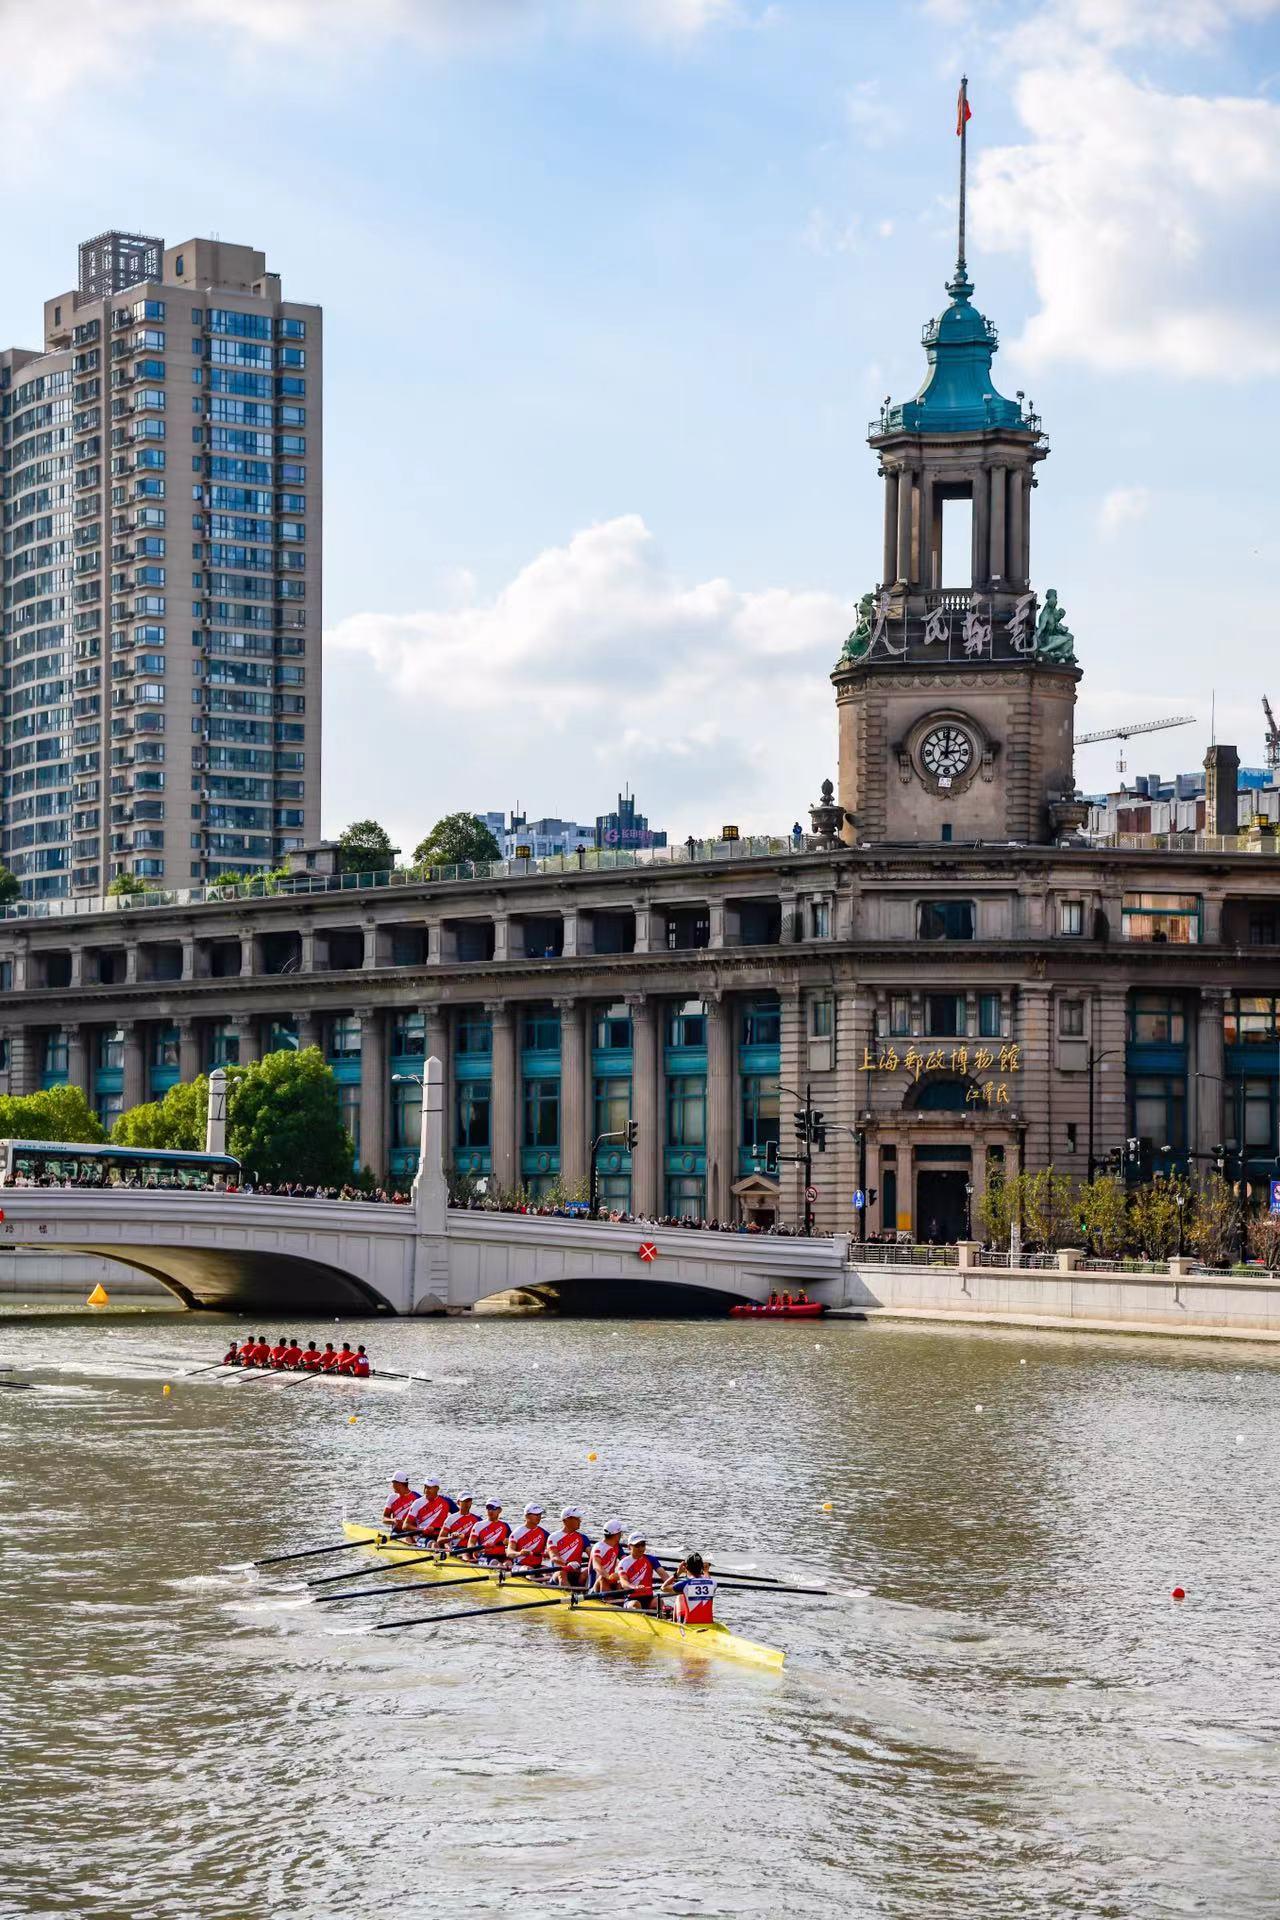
1171,1586,1186,1601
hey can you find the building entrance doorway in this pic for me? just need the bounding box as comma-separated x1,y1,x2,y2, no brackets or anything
916,1169,970,1243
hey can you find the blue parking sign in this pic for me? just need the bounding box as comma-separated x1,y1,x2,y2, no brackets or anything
852,1188,866,1210
1271,1179,1280,1215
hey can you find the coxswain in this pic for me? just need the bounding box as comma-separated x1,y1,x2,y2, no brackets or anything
662,1551,716,1625
588,1519,625,1596
268,1335,289,1370
617,1531,662,1610
396,1476,456,1541
319,1341,340,1372
506,1503,549,1573
436,1494,479,1556
222,1338,242,1368
335,1341,356,1374
281,1335,304,1370
382,1473,419,1525
353,1344,372,1378
468,1499,511,1564
546,1506,590,1589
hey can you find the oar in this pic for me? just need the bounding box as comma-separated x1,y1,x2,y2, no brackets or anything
368,1597,566,1632
182,1360,238,1377
0,1380,32,1391
308,1550,442,1588
226,1534,391,1572
311,1573,492,1605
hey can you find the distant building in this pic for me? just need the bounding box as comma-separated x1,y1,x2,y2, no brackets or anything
1087,760,1280,838
595,790,667,851
479,811,595,860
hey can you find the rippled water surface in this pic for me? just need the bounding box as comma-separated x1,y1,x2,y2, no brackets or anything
3,1308,1280,1919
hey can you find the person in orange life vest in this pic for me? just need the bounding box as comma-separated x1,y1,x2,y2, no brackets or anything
382,1474,420,1524
396,1477,455,1540
268,1335,289,1370
505,1504,549,1572
222,1339,243,1367
662,1551,716,1625
546,1506,591,1589
301,1340,324,1372
436,1494,479,1556
335,1341,356,1375
281,1336,304,1370
617,1532,662,1610
319,1341,340,1372
588,1520,625,1596
353,1345,372,1378
468,1499,511,1564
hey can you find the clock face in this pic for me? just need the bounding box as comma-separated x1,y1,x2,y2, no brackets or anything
920,724,973,781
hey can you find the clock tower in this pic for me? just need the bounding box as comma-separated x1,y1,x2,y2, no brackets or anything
831,108,1081,847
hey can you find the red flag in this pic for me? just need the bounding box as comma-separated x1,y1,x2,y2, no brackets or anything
956,80,971,136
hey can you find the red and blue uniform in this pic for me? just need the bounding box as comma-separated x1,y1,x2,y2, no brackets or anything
508,1523,549,1570
472,1518,511,1562
401,1491,456,1537
353,1352,371,1377
547,1527,590,1585
618,1551,661,1602
670,1574,717,1624
438,1508,478,1552
588,1541,622,1591
383,1486,420,1523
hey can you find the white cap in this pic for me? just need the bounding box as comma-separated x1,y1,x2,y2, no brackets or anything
485,1498,502,1510
391,1472,410,1483
455,1492,473,1504
560,1505,582,1521
422,1475,440,1488
602,1517,623,1535
627,1531,647,1547
524,1502,544,1516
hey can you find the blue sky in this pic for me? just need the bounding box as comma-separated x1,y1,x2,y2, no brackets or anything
4,0,1280,843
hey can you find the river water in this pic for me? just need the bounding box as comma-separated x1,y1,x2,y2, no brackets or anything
3,1307,1278,1920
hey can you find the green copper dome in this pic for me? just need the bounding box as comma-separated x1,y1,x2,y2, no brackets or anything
873,267,1029,437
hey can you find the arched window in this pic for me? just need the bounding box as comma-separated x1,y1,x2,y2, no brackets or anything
908,1076,973,1111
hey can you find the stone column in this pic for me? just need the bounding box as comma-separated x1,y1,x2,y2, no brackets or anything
896,1140,914,1236
362,923,380,969
180,937,195,982
124,944,138,985
708,901,726,948
628,994,660,1216
492,917,509,965
69,949,84,989
234,1015,260,1067
239,931,255,977
989,466,1006,581
121,1022,145,1112
1020,472,1032,584
882,470,899,585
1194,988,1226,1159
356,1006,387,1178
66,1024,89,1099
633,906,652,955
561,911,579,960
179,1021,201,1082
557,997,588,1192
972,468,990,588
296,1011,322,1051
489,1004,517,1194
1008,468,1025,589
919,477,935,591
299,926,315,975
706,993,736,1222
895,466,914,584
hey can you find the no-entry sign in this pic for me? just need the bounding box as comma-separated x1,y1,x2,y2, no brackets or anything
637,1241,658,1263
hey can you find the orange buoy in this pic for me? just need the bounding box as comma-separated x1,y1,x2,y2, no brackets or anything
1171,1586,1186,1601
87,1282,109,1307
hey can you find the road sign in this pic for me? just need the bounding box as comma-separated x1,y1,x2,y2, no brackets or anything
852,1189,866,1210
637,1241,658,1263
1271,1179,1280,1215
805,1185,819,1203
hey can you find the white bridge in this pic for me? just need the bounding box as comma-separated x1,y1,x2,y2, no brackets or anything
0,1060,847,1315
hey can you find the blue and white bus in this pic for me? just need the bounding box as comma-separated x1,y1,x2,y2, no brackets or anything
0,1141,242,1190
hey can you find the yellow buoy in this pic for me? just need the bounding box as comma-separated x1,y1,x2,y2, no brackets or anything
348,1415,358,1424
163,1383,171,1396
587,1451,598,1462
821,1501,834,1512
87,1282,109,1307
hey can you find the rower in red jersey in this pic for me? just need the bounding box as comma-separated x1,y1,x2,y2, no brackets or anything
268,1336,289,1371
300,1340,323,1372
382,1473,419,1524
396,1477,456,1540
617,1531,662,1610
662,1552,717,1625
469,1500,511,1563
546,1506,591,1589
335,1341,356,1374
505,1504,549,1573
222,1338,243,1367
353,1345,372,1378
319,1341,340,1372
588,1519,625,1596
281,1336,304,1370
250,1335,273,1367
436,1494,479,1556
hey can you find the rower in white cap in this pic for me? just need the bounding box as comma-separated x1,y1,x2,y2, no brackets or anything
546,1505,591,1588
395,1476,456,1541
382,1472,419,1526
617,1530,662,1610
468,1499,510,1564
505,1503,550,1572
436,1492,480,1557
588,1518,625,1597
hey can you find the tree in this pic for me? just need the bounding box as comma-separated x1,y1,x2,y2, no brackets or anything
1077,1176,1129,1258
0,866,19,906
0,1086,104,1143
337,820,396,875
112,1077,212,1152
1188,1172,1242,1268
976,1169,1022,1248
226,1046,353,1186
1128,1177,1185,1260
412,812,501,870
1246,1208,1280,1271
1023,1167,1079,1250
107,871,149,897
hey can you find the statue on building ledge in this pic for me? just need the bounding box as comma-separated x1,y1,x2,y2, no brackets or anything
841,593,875,662
1033,588,1076,664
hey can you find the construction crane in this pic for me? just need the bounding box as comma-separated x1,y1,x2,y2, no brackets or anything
1263,697,1280,772
1073,714,1196,778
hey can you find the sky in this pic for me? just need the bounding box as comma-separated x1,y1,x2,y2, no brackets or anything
3,0,1280,846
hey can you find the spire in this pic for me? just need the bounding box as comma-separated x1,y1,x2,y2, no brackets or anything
955,75,970,288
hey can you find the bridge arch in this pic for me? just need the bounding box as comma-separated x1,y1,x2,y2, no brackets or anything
54,1241,397,1315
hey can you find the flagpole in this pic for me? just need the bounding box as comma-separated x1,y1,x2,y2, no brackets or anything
957,74,968,279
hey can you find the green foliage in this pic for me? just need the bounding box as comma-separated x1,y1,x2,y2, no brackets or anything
1127,1177,1184,1260
975,1168,1018,1247
1076,1176,1129,1258
1246,1209,1280,1270
412,812,501,870
0,1085,105,1144
112,1076,212,1152
1022,1168,1079,1250
226,1046,353,1186
107,871,149,897
0,865,19,905
1188,1171,1241,1267
337,819,396,874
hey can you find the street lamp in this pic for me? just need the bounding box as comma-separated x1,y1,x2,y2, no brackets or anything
1087,1045,1125,1179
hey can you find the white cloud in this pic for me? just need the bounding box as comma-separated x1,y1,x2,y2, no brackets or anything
975,4,1280,378
324,516,846,839
844,81,900,150
1098,485,1151,537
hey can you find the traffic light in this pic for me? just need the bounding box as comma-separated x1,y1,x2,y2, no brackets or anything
812,1112,827,1153
866,1187,877,1207
794,1110,809,1140
624,1120,639,1151
764,1140,780,1175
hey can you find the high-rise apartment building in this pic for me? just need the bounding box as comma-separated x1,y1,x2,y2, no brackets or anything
0,231,321,899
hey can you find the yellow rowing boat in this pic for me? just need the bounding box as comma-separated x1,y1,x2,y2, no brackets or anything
341,1522,785,1670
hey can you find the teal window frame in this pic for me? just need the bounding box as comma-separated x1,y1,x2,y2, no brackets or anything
667,1075,706,1148
456,1083,490,1149
666,999,706,1049
740,1000,781,1047
594,1003,632,1050
740,1074,780,1155
523,1077,560,1149
456,1012,492,1056
391,1077,422,1151
594,1075,631,1139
